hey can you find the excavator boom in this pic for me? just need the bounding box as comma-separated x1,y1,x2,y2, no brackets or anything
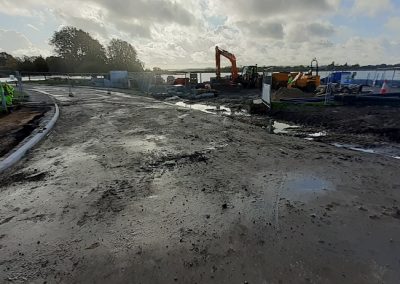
215,46,239,81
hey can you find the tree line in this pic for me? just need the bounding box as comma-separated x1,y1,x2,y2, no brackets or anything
0,26,144,74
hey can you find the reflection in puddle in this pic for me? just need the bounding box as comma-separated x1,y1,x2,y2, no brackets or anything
282,174,333,201
175,102,249,116
333,143,400,159
272,121,300,134
309,131,327,137
333,143,375,154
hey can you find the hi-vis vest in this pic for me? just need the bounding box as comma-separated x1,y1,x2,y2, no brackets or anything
3,83,14,96
1,83,14,106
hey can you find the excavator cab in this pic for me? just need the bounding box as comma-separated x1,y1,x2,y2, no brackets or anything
240,65,260,88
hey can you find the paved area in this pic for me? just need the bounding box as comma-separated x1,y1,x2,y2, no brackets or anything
0,85,399,283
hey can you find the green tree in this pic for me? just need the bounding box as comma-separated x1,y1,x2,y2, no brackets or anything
107,39,143,72
50,26,107,72
33,56,49,72
0,52,18,70
46,56,66,73
17,56,35,72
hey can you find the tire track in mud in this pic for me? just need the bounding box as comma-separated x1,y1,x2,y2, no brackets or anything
74,105,213,226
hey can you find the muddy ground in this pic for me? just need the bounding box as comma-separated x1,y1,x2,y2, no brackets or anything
0,107,46,158
188,89,400,148
0,92,52,159
0,85,400,283
268,104,400,142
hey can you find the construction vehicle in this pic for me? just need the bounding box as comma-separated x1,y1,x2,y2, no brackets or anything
214,46,261,89
241,65,261,88
271,58,321,92
215,46,239,82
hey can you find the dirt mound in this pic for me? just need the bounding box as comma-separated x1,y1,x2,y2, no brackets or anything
272,87,313,101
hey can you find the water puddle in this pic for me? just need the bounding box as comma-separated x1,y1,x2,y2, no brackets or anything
333,143,400,159
272,121,300,134
282,174,333,201
308,131,327,137
175,102,249,116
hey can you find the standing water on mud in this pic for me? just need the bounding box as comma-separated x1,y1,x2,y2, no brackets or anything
281,173,333,201
271,121,300,134
175,101,249,116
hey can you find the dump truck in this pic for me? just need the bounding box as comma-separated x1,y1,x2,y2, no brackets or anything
271,58,321,92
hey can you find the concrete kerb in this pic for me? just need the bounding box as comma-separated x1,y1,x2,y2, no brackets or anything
0,92,60,173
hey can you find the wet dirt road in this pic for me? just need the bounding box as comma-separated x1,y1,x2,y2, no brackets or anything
0,86,400,284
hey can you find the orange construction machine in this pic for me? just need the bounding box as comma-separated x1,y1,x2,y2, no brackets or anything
214,46,261,88
215,46,239,81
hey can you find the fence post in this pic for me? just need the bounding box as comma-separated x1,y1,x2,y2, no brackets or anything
0,84,6,112
15,71,24,101
68,74,73,97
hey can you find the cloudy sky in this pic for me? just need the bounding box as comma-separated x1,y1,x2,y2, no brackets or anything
0,0,399,69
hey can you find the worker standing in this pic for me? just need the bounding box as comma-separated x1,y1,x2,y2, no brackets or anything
287,74,294,88
0,82,15,112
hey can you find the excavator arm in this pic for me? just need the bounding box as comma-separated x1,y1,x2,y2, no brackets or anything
215,46,239,81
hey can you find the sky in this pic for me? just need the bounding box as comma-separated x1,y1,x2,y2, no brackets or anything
0,0,399,69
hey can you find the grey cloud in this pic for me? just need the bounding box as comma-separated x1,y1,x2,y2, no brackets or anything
80,0,197,39
224,0,339,18
114,20,152,38
306,23,336,36
286,22,337,43
238,21,284,39
57,13,109,38
92,0,194,26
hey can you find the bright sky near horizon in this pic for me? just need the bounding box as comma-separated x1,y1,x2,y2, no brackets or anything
0,0,399,69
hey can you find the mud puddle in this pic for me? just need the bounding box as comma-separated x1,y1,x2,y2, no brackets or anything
269,121,300,134
282,174,333,201
175,101,249,116
332,143,400,160
174,100,400,160
266,120,400,160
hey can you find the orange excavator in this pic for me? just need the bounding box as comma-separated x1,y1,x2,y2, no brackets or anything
215,46,239,81
214,46,261,88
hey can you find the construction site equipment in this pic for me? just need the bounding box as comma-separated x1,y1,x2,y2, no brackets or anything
318,72,366,95
215,46,239,81
271,58,321,92
214,46,261,89
189,73,198,84
241,65,261,88
261,68,273,107
174,78,189,85
381,80,389,95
